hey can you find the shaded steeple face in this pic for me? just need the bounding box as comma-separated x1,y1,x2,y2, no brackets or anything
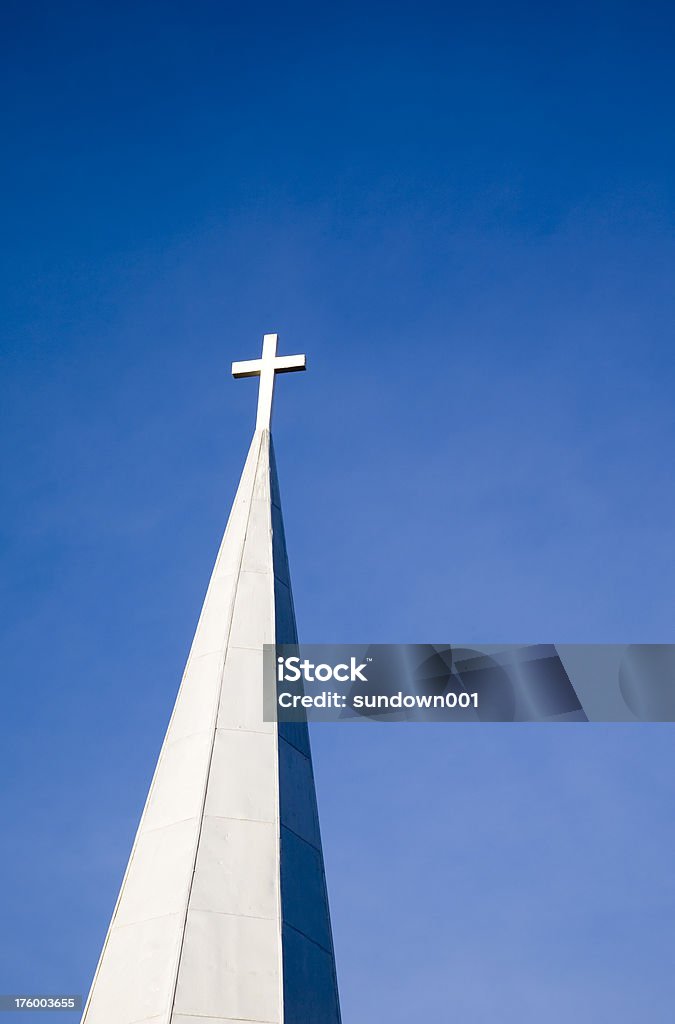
82,427,341,1024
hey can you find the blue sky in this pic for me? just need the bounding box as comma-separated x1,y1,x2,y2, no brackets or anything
1,0,674,1020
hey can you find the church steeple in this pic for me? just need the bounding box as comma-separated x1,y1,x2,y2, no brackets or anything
82,336,341,1024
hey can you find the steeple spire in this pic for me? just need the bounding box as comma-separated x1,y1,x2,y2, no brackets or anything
82,338,340,1024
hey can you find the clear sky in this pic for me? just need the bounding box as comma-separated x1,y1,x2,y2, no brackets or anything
1,1,674,1020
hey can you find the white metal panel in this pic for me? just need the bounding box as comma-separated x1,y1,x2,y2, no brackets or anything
217,645,272,734
273,577,297,645
117,1018,164,1024
281,923,341,1024
271,516,291,587
115,817,199,928
278,737,321,849
252,439,272,502
204,728,277,823
240,499,273,573
142,731,212,832
278,720,311,758
173,909,281,1022
190,815,278,919
189,574,237,658
169,651,223,742
84,913,183,1024
280,825,333,952
173,1017,275,1024
210,504,250,579
228,570,275,649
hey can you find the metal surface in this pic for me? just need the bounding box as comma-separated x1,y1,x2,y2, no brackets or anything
82,361,340,1023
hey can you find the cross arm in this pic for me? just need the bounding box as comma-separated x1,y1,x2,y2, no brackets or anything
274,354,306,373
232,359,263,378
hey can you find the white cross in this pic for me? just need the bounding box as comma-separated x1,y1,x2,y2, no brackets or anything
232,333,306,430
